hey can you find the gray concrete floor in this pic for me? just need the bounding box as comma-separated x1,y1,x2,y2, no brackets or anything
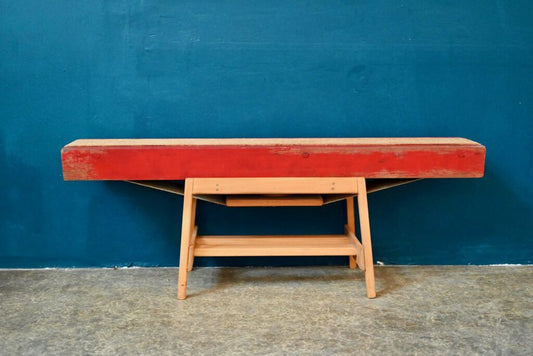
0,266,531,355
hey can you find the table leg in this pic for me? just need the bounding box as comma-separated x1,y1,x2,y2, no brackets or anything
346,197,357,269
187,226,198,272
178,178,195,300
357,178,376,298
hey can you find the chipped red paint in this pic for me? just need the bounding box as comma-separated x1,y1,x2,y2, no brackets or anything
61,141,485,180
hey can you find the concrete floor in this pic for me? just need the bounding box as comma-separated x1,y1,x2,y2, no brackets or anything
0,266,531,355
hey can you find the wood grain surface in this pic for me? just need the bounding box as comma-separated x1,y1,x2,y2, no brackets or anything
61,137,485,180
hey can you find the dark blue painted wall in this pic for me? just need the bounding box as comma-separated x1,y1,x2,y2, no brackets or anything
1,1,531,267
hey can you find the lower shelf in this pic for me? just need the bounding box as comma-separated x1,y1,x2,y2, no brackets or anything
193,234,357,257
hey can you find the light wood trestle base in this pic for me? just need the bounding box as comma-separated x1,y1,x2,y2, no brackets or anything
177,177,376,300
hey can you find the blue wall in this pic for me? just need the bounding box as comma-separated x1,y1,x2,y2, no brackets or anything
1,1,531,267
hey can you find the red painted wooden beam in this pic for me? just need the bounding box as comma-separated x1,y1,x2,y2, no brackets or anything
61,138,485,181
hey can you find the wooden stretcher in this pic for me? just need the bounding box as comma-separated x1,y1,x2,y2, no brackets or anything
61,138,486,299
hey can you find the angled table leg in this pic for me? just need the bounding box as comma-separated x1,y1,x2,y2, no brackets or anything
357,178,376,298
177,178,196,300
346,197,357,269
187,224,198,272
187,197,198,272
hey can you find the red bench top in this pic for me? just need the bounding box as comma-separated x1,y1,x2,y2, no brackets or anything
61,138,485,180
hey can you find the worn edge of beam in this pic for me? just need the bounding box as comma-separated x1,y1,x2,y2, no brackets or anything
65,137,483,147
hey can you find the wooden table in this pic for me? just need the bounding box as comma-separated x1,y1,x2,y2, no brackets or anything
61,138,486,299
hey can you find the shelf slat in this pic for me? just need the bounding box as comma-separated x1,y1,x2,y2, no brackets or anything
194,234,357,256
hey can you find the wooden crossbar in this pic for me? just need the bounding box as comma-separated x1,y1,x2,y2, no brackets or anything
194,235,357,256
192,177,358,195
